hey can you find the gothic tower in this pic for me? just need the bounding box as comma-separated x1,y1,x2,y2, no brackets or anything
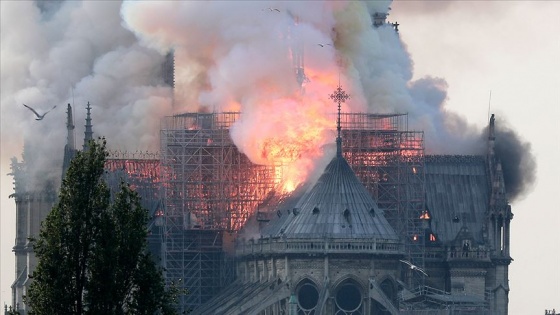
8,103,94,314
83,102,93,151
486,114,513,314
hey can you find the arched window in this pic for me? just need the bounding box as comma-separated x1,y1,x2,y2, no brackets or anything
296,279,319,315
335,280,363,315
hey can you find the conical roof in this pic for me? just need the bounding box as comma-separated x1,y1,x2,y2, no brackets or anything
264,154,399,240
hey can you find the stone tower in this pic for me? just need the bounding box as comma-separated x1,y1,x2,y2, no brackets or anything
9,146,57,314
8,103,92,314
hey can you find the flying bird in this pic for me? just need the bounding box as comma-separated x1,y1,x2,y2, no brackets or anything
263,7,280,12
23,104,56,120
399,259,428,277
318,43,332,47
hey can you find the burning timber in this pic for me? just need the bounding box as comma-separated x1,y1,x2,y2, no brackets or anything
157,111,427,310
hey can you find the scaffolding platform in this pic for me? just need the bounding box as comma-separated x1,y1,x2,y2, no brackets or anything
159,112,426,311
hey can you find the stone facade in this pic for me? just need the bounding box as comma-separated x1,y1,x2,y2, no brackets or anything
10,186,56,314
192,117,513,315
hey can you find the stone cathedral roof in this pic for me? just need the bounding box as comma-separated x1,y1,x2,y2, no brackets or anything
262,154,399,240
424,155,490,244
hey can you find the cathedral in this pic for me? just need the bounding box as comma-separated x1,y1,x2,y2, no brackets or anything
7,7,513,315
8,103,512,315
189,110,512,315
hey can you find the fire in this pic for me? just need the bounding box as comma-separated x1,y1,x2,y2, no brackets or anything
282,178,296,193
258,108,331,193
275,155,323,193
224,62,344,194
232,94,335,193
273,165,300,193
259,119,328,164
420,210,431,220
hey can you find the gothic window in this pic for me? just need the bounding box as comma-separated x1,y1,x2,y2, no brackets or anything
296,279,319,315
335,280,363,315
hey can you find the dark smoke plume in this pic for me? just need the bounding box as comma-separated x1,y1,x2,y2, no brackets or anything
484,116,536,202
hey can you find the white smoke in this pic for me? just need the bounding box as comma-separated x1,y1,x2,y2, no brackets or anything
1,0,173,187
121,0,483,157
1,0,526,186
0,1,538,308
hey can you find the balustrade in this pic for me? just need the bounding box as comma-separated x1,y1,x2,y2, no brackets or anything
447,248,489,260
236,238,403,256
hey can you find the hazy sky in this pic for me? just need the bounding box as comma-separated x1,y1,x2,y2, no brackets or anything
1,1,558,313
390,1,560,313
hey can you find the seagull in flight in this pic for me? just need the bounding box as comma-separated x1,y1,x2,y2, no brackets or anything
23,104,56,120
317,43,333,47
262,7,280,12
400,259,428,277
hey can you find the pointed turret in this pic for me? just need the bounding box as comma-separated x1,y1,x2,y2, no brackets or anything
62,104,76,177
488,114,496,161
487,114,507,207
267,148,399,239
83,102,93,151
486,114,512,259
66,103,75,148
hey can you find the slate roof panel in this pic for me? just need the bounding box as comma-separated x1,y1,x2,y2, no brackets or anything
425,155,489,244
263,155,399,240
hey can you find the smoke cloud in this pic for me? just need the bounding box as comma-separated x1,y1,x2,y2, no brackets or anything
121,1,484,153
119,0,486,187
483,117,537,202
1,0,535,199
1,1,173,186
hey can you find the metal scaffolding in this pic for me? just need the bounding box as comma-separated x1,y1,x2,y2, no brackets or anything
338,113,426,285
160,112,280,311
158,111,426,311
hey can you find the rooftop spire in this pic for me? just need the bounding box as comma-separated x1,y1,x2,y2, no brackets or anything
62,104,76,178
329,84,350,157
487,113,497,177
488,113,495,157
66,103,75,151
83,102,93,151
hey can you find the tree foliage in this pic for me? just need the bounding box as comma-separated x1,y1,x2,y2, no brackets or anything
26,139,176,315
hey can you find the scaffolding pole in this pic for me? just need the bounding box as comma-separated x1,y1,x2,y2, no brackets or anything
160,112,280,311
338,113,426,287
160,112,426,311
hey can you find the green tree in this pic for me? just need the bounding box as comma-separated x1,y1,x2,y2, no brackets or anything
26,138,176,315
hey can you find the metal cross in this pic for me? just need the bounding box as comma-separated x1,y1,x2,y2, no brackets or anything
330,85,350,157
329,86,350,104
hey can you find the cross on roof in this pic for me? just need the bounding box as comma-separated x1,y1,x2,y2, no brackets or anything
330,85,350,157
329,85,350,104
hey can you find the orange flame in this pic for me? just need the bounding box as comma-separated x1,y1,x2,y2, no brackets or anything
233,93,336,193
226,65,348,193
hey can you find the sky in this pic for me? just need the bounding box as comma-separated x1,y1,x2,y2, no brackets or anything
1,1,559,313
389,1,560,313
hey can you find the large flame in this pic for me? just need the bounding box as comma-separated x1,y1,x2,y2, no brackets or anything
230,81,339,193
